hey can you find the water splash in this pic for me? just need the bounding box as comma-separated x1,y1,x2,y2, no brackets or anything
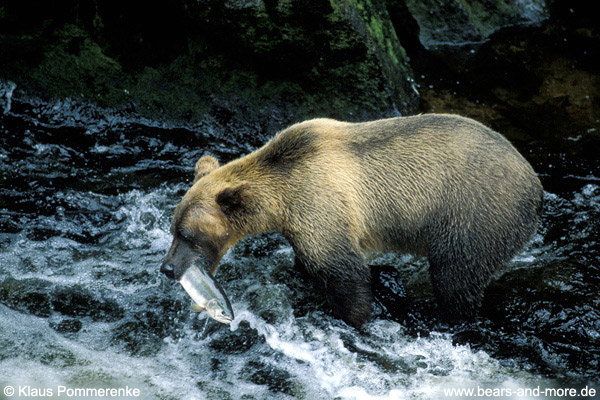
0,80,17,114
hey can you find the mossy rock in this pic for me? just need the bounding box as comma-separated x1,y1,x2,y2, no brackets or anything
404,0,548,51
0,0,419,126
331,0,416,112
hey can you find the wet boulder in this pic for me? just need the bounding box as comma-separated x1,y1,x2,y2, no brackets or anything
111,295,185,356
454,259,600,377
112,315,164,357
209,321,265,355
403,0,548,52
371,264,409,320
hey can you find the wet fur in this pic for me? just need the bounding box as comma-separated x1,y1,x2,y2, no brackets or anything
169,114,543,327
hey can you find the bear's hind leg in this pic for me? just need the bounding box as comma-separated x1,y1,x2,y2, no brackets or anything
428,246,499,320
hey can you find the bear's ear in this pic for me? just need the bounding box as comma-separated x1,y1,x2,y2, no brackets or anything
215,183,251,215
194,155,219,182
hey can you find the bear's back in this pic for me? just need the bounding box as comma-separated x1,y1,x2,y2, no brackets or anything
259,114,542,252
256,114,539,202
267,114,519,161
269,114,535,187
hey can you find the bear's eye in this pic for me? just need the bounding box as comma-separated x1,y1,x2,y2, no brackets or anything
177,229,194,243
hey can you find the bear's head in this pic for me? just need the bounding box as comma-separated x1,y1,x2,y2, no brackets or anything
160,155,252,280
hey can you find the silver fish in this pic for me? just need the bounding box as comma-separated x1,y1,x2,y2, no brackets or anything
179,264,234,324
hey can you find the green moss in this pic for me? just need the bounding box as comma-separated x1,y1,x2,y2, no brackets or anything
458,0,528,37
333,0,401,61
130,56,209,121
369,15,384,41
458,0,491,36
1,0,416,123
369,13,405,65
25,24,129,106
386,38,399,64
330,0,415,111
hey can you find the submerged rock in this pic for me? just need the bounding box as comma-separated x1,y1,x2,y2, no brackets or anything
0,277,125,324
0,277,53,317
112,317,164,357
51,285,124,322
454,258,600,377
240,359,305,397
209,321,265,355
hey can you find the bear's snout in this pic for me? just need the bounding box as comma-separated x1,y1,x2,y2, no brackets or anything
161,238,200,280
160,262,176,280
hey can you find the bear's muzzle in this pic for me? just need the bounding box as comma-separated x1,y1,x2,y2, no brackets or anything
160,262,176,280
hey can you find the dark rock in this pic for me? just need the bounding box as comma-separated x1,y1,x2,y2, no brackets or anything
38,345,79,368
452,259,600,377
0,277,53,317
340,331,418,374
111,296,185,357
404,0,548,52
195,381,234,400
371,264,411,320
411,5,600,192
112,320,161,356
51,285,124,322
209,321,264,355
330,0,417,113
240,359,304,397
112,313,164,357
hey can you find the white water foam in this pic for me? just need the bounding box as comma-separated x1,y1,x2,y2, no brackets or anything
227,306,541,399
2,182,595,399
0,80,17,114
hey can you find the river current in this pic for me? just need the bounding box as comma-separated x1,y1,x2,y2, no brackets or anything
0,84,598,399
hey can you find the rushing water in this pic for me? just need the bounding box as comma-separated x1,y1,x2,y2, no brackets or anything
0,85,598,399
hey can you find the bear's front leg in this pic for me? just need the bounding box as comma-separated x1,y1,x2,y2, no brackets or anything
294,245,372,328
326,268,373,328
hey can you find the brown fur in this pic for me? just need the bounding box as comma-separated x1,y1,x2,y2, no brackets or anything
162,114,543,327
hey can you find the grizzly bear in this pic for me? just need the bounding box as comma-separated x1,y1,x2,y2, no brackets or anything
161,114,543,328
